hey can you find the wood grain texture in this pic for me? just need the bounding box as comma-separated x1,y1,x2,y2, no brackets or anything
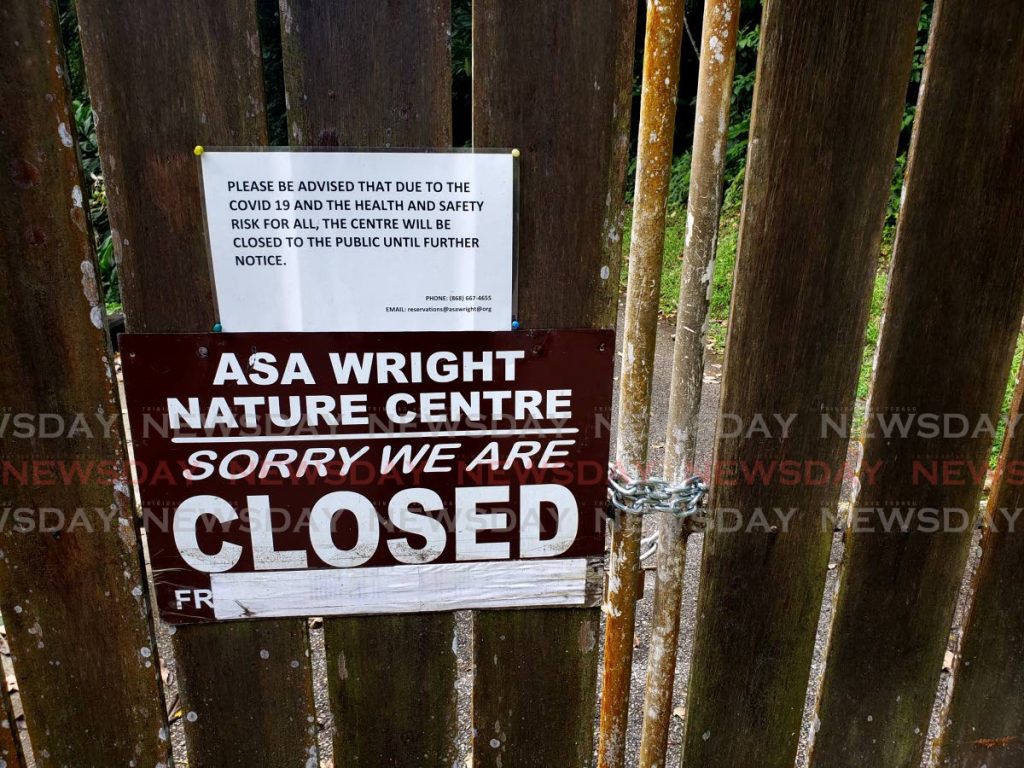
0,2,169,764
75,0,266,333
279,3,458,764
171,621,317,766
679,2,920,767
74,2,319,764
940,377,1024,768
280,0,451,148
326,616,456,767
473,0,637,333
472,1,637,765
811,1,1024,765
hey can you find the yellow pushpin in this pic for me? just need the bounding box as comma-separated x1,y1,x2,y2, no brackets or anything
511,148,521,158
193,145,205,157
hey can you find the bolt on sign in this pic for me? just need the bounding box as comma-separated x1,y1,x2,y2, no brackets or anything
120,330,612,624
198,149,517,332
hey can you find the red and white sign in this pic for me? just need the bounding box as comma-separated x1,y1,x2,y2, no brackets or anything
121,330,612,623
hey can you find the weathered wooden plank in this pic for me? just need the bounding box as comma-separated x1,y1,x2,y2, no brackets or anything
74,2,319,764
940,378,1024,768
279,3,458,765
280,0,451,148
171,621,316,765
472,1,637,765
325,616,455,767
0,2,169,765
679,2,921,767
473,0,636,333
811,0,1024,764
75,0,268,334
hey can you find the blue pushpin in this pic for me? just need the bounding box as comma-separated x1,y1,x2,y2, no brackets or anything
511,319,520,330
212,322,223,333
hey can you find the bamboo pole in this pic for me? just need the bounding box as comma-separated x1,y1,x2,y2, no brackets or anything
597,3,686,767
637,2,741,766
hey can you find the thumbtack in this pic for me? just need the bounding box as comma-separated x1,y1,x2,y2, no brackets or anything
212,322,223,333
511,148,520,158
511,319,520,330
193,145,205,157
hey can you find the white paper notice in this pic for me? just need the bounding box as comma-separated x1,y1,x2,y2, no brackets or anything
200,150,515,332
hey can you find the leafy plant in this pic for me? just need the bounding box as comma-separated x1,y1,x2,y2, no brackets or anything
73,99,120,312
993,335,1024,469
59,1,121,312
257,0,287,146
452,0,472,146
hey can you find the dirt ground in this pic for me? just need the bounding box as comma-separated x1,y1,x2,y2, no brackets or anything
1,312,975,767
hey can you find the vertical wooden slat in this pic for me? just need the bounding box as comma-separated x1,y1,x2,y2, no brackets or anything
75,0,266,334
280,0,451,149
679,2,921,767
325,616,457,766
941,375,1024,768
810,0,1024,765
471,2,637,765
473,0,636,333
75,3,319,764
279,2,459,765
0,2,169,765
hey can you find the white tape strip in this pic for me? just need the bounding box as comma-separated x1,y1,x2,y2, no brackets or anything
211,558,589,619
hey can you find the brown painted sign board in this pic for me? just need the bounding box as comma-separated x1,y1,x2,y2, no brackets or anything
120,330,613,623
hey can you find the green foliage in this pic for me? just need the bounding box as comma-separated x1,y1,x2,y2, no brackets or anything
626,152,694,208
880,1,932,250
901,1,933,145
719,17,759,186
452,0,473,146
881,155,908,254
452,0,472,86
57,0,87,101
992,335,1024,469
623,0,1024,472
57,2,120,313
57,1,119,313
666,152,693,209
257,0,287,146
707,206,740,351
655,208,687,315
619,195,740,353
857,263,889,401
72,99,120,312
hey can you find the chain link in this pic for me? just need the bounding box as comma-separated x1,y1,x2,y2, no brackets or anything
608,465,708,520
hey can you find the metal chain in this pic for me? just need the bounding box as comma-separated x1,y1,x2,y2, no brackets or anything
608,465,708,520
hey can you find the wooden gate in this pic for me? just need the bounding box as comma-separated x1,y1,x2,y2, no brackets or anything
1,1,1023,767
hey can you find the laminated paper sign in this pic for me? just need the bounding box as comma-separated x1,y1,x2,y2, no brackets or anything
199,149,516,332
121,330,613,624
